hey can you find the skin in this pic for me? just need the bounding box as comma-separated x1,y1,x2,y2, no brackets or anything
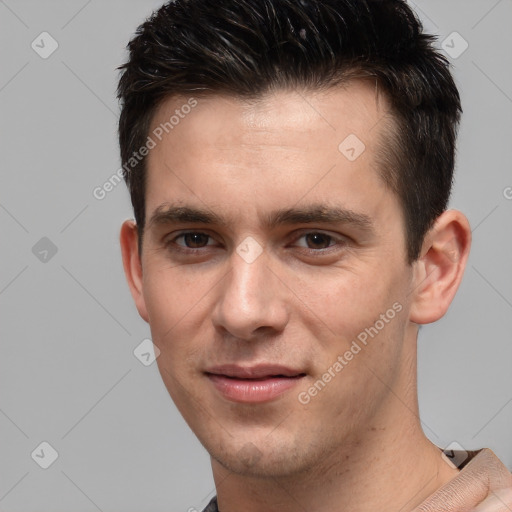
120,81,472,511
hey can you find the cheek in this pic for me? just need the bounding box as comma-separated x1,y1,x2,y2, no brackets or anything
289,262,406,343
295,299,408,433
141,267,218,383
142,262,215,333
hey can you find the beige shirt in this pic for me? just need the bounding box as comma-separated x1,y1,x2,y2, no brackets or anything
415,449,512,512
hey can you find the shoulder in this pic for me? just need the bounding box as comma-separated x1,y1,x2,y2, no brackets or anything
415,448,512,512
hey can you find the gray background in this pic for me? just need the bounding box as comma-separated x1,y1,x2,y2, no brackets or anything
1,1,511,510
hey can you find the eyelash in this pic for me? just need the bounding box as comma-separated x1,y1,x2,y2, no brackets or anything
164,230,349,255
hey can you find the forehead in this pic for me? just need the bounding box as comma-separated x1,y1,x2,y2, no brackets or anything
143,81,399,230
148,80,389,154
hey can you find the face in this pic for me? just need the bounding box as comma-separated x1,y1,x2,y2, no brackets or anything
131,83,419,478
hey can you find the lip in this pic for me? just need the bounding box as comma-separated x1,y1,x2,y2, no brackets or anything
205,364,306,403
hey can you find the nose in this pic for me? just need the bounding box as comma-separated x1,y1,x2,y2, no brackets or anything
212,243,290,341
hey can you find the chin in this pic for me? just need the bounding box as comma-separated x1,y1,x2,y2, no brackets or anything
207,433,317,479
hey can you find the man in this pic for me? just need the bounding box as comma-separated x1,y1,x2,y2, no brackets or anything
117,0,512,510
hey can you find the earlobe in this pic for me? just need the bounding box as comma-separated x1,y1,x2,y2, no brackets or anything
409,210,471,325
120,220,149,323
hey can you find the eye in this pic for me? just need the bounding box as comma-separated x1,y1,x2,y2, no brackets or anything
292,232,342,250
171,232,216,249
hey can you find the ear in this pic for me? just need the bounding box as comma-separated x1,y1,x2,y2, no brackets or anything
120,220,149,323
409,209,471,324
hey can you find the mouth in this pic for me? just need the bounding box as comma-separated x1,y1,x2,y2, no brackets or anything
204,364,306,403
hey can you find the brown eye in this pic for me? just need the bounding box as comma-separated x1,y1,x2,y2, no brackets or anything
304,233,333,249
175,232,212,248
290,231,348,254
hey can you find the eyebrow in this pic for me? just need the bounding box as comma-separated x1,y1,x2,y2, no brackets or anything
264,205,374,233
147,203,375,235
148,204,224,228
